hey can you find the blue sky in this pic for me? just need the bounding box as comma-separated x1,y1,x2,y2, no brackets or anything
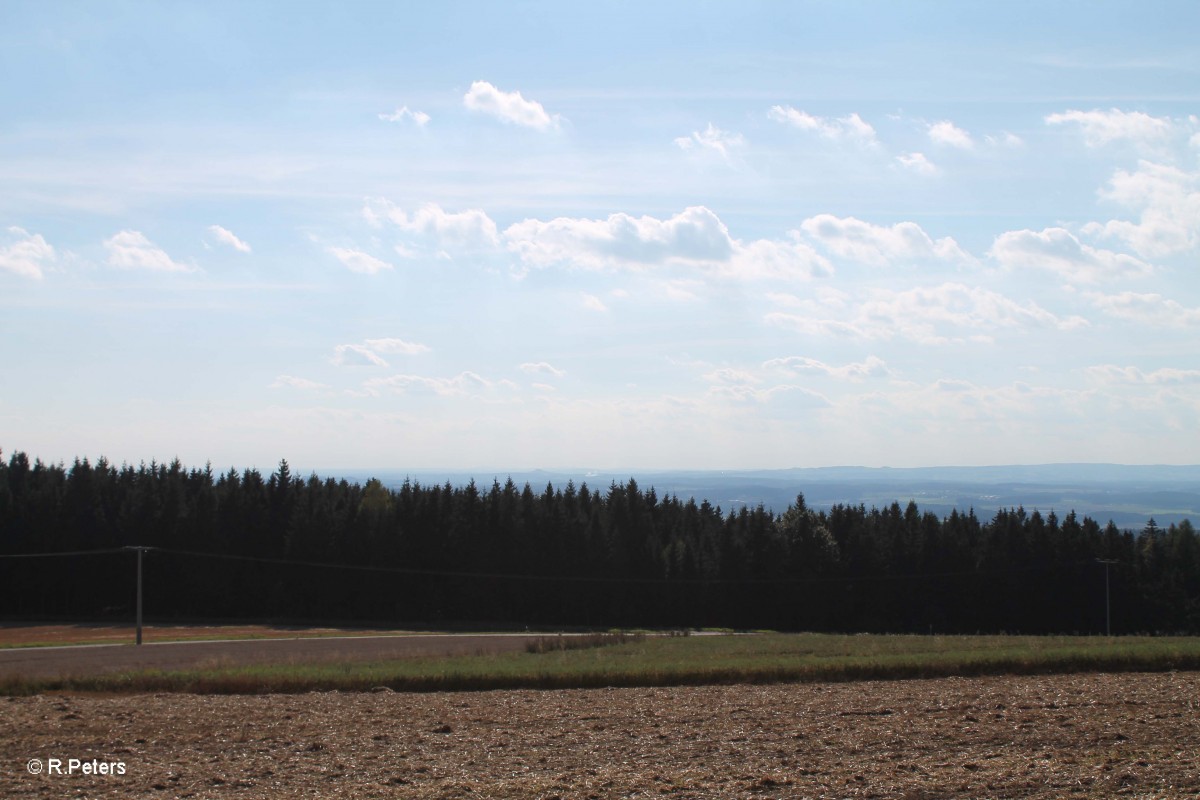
2,1,1198,471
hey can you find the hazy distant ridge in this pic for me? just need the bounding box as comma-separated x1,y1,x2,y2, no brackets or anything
332,464,1199,530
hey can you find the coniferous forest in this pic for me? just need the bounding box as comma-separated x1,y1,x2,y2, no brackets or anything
1,450,1197,634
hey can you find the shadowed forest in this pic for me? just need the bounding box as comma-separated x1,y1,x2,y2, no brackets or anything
1,451,1197,633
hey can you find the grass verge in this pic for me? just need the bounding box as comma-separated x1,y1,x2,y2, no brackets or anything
4,633,1200,696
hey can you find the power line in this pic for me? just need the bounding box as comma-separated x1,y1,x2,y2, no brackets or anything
0,545,1090,587
0,547,127,558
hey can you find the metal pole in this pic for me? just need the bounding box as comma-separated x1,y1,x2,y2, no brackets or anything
136,547,143,646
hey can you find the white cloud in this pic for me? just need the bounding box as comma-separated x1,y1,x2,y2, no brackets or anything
768,106,878,146
706,381,831,407
104,230,192,272
763,355,890,381
333,344,389,367
463,80,559,130
674,123,745,160
379,105,431,126
363,371,514,398
766,282,1087,344
0,226,54,279
895,152,939,175
702,367,762,385
207,225,251,253
762,313,864,338
507,206,732,267
327,246,393,275
363,338,430,355
1086,291,1200,327
270,375,329,390
364,199,500,251
984,131,1024,148
505,206,830,280
731,236,833,280
519,361,566,377
928,120,973,149
1082,161,1200,257
799,214,974,268
1085,365,1200,385
1045,108,1173,148
989,227,1153,283
857,283,1087,343
581,292,608,312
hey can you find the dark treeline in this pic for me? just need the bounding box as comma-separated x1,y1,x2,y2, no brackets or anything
1,450,1198,633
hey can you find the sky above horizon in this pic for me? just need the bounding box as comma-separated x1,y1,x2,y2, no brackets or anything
2,1,1199,472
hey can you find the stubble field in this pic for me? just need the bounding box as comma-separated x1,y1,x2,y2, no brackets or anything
4,670,1200,799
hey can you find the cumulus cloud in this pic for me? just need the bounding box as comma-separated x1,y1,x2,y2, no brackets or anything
1085,364,1200,385
1045,108,1173,148
984,131,1024,148
707,381,831,407
363,199,500,251
505,206,830,280
333,344,389,367
327,246,393,275
895,152,939,175
768,106,878,146
766,282,1087,344
463,80,559,130
270,375,329,390
379,105,430,126
363,370,514,398
519,361,566,377
799,214,975,268
990,227,1153,283
928,120,974,149
674,123,745,160
1086,291,1200,327
207,225,251,253
702,367,762,386
857,283,1087,343
363,338,430,355
762,313,864,338
333,338,429,367
581,292,608,312
1083,161,1200,257
507,206,732,267
763,355,889,381
1,226,54,279
104,230,192,272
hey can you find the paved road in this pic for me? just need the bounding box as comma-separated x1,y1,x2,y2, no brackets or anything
0,634,543,679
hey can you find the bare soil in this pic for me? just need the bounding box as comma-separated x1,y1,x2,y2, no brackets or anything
4,672,1199,798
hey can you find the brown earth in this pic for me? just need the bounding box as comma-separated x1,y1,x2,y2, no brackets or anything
3,671,1199,799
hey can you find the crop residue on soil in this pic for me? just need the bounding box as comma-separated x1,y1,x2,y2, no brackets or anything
3,671,1199,798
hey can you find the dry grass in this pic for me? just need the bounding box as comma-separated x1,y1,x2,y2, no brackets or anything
0,623,417,648
524,631,646,653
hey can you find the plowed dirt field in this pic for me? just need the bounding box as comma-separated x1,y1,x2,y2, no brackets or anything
4,671,1199,798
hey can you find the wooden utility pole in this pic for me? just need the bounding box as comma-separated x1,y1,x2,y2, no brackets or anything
124,546,149,645
1097,558,1118,636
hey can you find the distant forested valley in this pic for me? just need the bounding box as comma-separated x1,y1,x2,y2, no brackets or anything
1,450,1197,633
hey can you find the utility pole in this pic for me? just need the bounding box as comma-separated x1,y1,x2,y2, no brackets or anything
1096,558,1118,636
124,546,149,645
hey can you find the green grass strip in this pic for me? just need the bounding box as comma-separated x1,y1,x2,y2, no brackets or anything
4,634,1200,696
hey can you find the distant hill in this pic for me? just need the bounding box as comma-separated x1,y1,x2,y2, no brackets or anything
327,464,1200,530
